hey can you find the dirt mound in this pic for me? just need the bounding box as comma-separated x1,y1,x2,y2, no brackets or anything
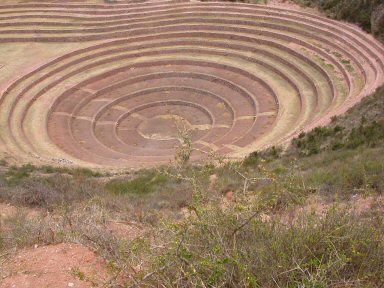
1,243,111,288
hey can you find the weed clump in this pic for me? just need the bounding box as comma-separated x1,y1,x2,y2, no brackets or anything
105,170,169,195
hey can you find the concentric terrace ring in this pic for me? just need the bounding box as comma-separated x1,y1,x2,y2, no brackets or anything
0,1,383,168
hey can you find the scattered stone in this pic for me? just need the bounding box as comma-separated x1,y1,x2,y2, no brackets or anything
52,158,74,165
224,190,234,202
209,174,218,191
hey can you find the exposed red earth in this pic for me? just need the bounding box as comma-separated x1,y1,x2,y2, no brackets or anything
0,243,111,288
0,202,142,287
0,0,383,169
0,203,109,288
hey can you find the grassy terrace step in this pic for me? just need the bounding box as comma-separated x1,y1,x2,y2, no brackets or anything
0,1,382,167
0,4,378,82
0,15,376,87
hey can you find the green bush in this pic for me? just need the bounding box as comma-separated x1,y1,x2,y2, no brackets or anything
142,206,384,287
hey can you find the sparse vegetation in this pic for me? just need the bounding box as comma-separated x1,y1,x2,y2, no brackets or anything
294,0,383,34
292,85,384,156
105,170,169,196
145,207,384,287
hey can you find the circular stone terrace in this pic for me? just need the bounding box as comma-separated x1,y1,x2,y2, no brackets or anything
0,0,383,168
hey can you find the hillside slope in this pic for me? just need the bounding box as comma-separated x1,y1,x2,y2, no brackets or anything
295,0,384,41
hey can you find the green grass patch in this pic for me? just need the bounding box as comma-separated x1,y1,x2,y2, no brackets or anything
1,164,102,187
105,170,169,196
39,165,103,177
4,164,36,185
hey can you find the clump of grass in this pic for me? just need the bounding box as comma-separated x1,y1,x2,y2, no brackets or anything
105,170,169,196
341,59,351,65
4,164,37,185
39,165,103,177
243,146,282,167
0,164,103,188
0,174,103,209
1,211,61,249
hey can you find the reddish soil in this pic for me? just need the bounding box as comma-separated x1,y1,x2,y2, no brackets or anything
107,220,144,240
1,243,111,288
0,202,141,287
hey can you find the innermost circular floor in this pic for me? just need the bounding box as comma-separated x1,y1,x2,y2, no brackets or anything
137,114,197,141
